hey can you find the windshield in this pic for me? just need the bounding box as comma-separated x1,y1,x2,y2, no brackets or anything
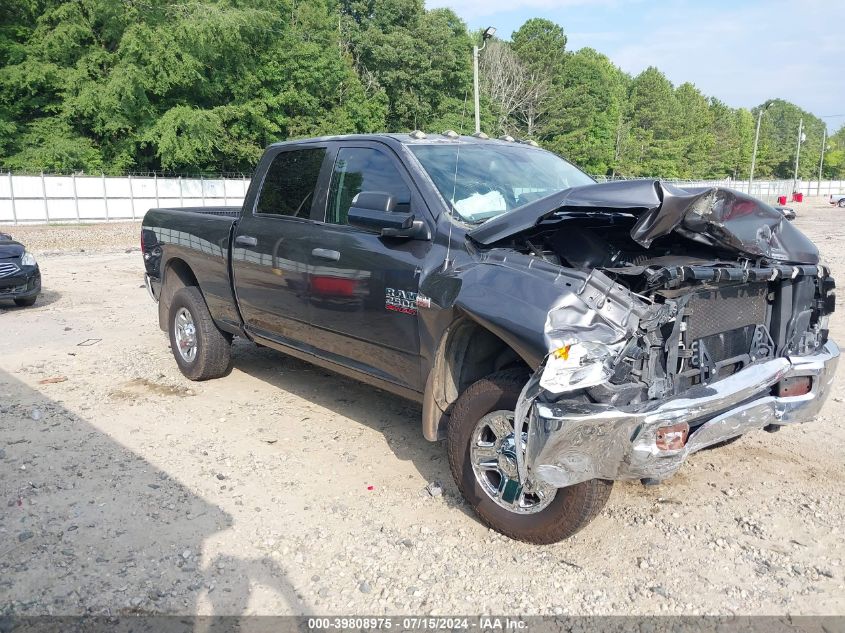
409,144,594,223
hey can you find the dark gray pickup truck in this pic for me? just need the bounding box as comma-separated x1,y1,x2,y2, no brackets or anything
141,132,838,543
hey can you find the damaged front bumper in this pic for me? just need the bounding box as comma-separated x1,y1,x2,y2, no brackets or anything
527,340,839,487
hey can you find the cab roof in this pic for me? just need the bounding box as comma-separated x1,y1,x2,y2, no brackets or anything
267,132,544,150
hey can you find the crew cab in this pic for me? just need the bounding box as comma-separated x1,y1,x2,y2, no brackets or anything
141,133,838,543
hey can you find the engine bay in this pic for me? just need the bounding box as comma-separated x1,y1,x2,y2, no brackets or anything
510,214,836,409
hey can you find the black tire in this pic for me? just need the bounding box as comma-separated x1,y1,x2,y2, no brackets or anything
168,286,231,381
447,370,613,544
14,295,37,307
838,199,845,208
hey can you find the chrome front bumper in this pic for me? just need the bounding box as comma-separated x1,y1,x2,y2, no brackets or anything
528,340,840,487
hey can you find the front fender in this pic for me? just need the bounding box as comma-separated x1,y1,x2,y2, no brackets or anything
450,251,643,366
419,251,648,441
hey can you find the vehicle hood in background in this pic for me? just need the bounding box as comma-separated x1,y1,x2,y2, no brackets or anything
468,180,819,264
0,239,25,259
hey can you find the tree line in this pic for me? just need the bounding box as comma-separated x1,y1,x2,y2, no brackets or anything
1,0,843,179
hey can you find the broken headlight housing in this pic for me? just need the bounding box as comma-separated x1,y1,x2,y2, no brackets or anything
540,341,619,395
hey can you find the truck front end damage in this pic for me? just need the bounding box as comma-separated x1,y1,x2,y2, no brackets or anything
469,181,839,491
521,266,838,488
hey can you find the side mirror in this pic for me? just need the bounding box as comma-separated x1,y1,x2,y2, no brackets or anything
347,192,429,239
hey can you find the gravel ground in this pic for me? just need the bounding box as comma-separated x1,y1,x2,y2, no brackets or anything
2,221,140,254
1,199,844,616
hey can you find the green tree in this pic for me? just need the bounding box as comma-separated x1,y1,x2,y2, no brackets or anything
0,0,386,173
340,0,472,132
753,99,825,180
823,125,845,179
673,82,713,178
511,18,567,78
618,66,679,177
509,18,568,139
0,1,840,180
544,48,626,175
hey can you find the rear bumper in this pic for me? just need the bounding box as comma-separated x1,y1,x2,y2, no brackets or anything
144,273,160,302
528,340,839,487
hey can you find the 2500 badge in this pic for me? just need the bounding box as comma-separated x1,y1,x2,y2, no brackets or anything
385,288,430,315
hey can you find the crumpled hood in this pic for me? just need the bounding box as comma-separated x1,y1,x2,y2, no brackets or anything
0,238,25,259
468,180,819,264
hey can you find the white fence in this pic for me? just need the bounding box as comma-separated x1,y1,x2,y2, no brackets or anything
0,173,251,224
2,172,844,225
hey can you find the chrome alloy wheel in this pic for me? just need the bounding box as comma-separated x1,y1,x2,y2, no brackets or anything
174,307,198,363
469,410,557,514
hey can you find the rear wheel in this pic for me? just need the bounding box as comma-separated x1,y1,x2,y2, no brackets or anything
14,296,37,307
447,370,613,544
168,286,231,380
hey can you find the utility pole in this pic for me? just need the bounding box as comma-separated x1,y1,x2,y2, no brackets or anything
473,45,481,134
748,107,765,195
473,26,496,134
818,126,827,195
792,117,804,193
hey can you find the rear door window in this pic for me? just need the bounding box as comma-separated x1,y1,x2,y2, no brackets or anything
255,148,326,218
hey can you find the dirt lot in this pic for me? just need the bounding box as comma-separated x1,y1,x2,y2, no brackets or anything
1,199,844,616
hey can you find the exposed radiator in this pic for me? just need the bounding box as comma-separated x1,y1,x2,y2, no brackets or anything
685,283,768,342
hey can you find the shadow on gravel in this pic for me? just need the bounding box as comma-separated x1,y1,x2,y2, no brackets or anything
232,341,455,501
0,289,62,311
0,369,306,616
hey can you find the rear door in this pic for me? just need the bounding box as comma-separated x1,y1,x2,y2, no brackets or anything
307,142,433,392
232,144,329,348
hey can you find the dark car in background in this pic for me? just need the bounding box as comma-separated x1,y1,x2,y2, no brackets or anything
0,232,41,307
774,204,796,220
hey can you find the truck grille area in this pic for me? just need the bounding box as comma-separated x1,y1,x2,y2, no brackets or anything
672,283,774,391
600,263,833,405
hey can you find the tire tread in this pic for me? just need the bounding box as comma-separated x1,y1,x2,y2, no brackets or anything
168,286,231,381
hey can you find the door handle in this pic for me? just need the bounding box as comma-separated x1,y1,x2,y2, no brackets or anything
311,248,340,262
235,235,257,247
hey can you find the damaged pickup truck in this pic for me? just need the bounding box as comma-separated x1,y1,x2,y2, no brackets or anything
141,133,838,543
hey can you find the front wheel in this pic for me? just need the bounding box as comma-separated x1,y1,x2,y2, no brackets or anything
446,370,613,544
839,199,845,208
14,295,37,307
168,286,232,381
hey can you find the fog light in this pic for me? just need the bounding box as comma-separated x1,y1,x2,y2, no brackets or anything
655,423,689,451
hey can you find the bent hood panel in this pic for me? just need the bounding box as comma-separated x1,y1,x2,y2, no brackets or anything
468,180,819,264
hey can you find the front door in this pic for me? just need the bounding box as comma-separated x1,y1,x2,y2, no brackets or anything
308,143,432,392
232,145,327,348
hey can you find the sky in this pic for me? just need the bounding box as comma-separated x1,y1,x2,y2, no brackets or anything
426,0,845,131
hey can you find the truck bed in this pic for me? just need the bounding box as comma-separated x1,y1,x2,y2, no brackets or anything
142,206,241,333
160,206,242,217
